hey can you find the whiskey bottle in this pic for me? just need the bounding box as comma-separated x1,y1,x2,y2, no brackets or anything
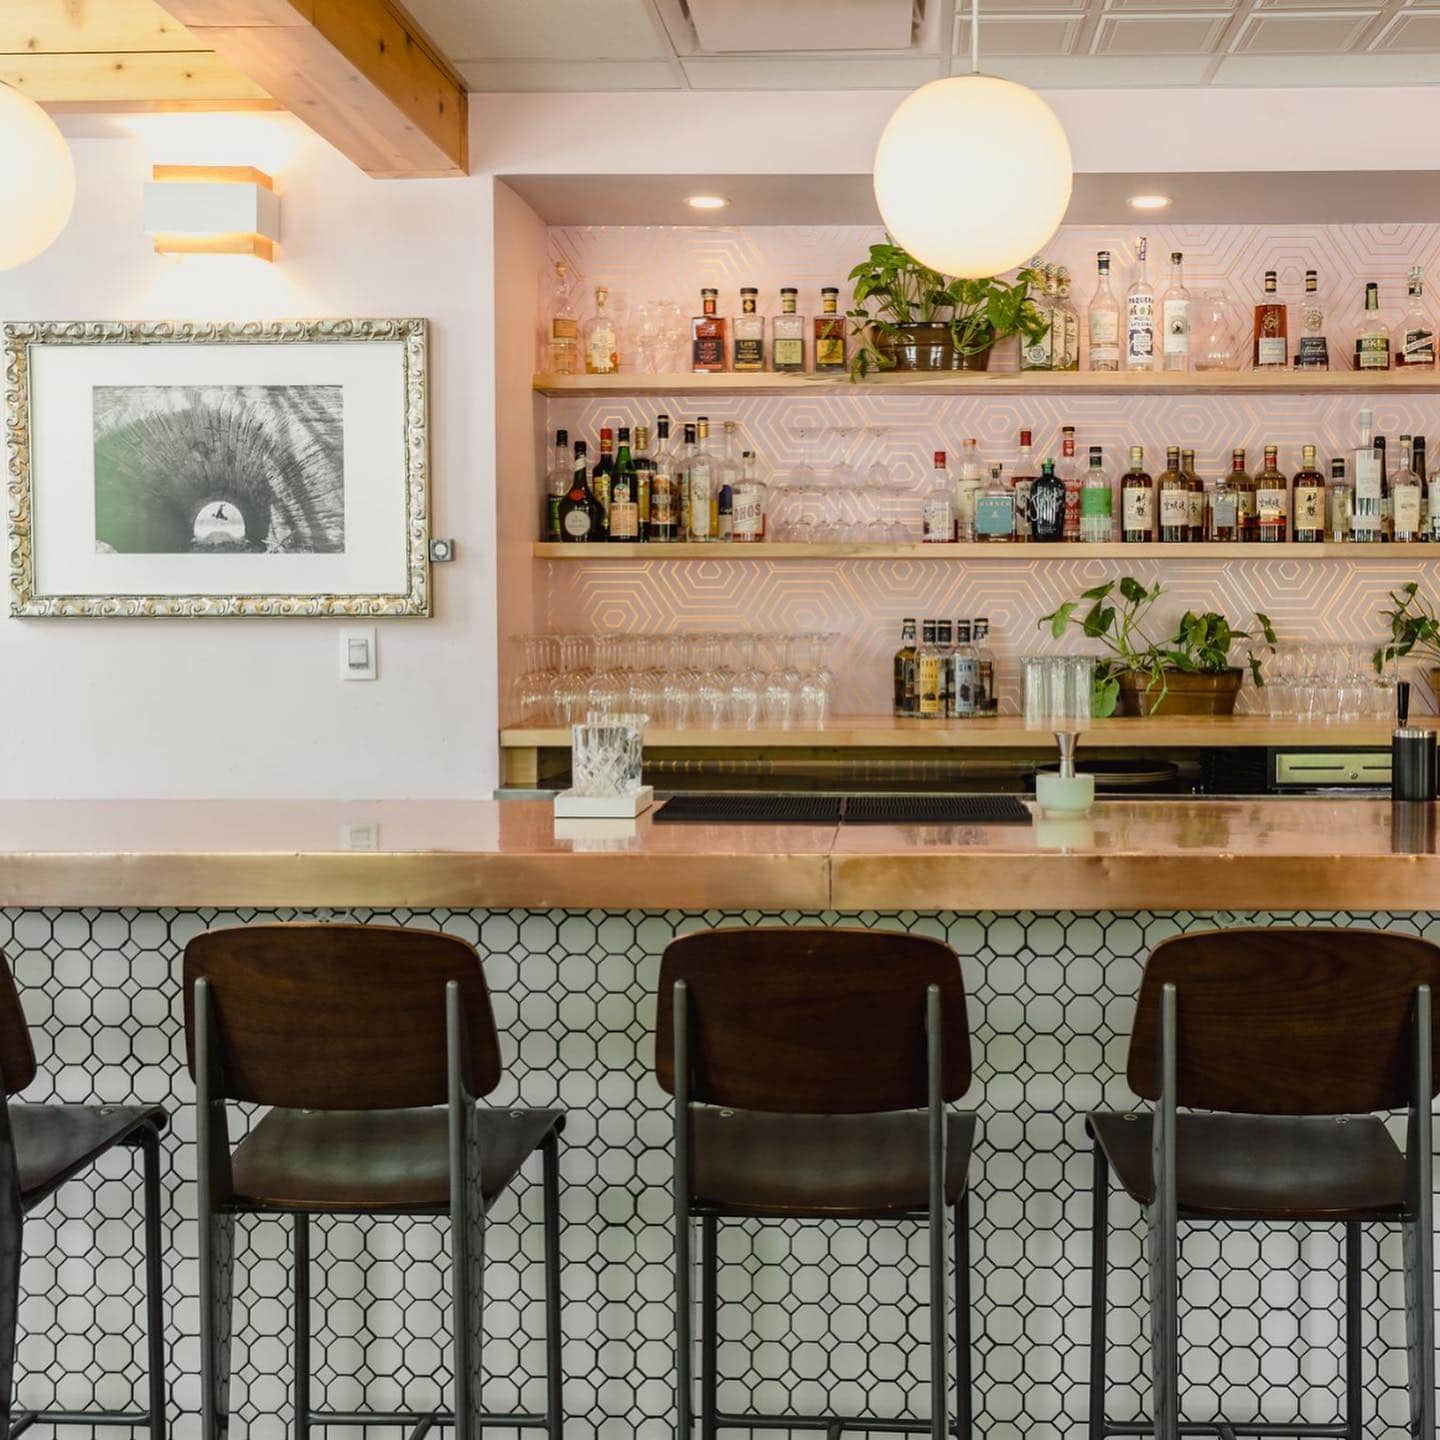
893,617,918,718
1355,283,1391,370
691,288,728,373
547,261,580,375
975,463,1014,542
953,439,982,543
1294,270,1329,370
648,415,678,543
1181,448,1205,543
559,440,604,542
688,418,716,542
1125,238,1155,371
1160,252,1191,372
582,285,619,375
732,288,766,372
1208,456,1240,541
1395,267,1436,368
1087,251,1121,372
972,617,997,714
1328,458,1352,543
1031,459,1067,543
1393,436,1424,543
813,287,847,372
633,424,654,537
1253,271,1287,368
1157,446,1188,542
590,427,615,531
544,428,570,541
916,620,943,718
1420,437,1440,541
1351,410,1384,543
608,427,641,542
948,620,980,719
1080,446,1112,543
1232,448,1259,542
1121,445,1154,541
1012,429,1037,542
1058,426,1082,541
922,451,954,543
1254,444,1288,543
772,288,806,372
732,449,766,543
1291,444,1326,543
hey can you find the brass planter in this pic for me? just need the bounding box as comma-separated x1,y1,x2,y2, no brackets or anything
1116,667,1244,717
1429,667,1440,709
874,324,994,373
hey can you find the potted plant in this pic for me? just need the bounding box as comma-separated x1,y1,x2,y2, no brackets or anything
1040,577,1275,717
846,239,1047,380
1375,582,1440,703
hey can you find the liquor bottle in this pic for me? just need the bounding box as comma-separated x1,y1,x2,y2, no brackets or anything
1254,445,1288,544
1012,430,1038,542
688,418,716,542
633,424,654,538
1393,435,1424,543
608,427,641,543
935,619,955,716
1208,455,1240,542
976,462,1014,542
1328,458,1351,542
1355,283,1391,371
1160,252,1191,372
733,449,766,543
1125,238,1155,371
893,617,918,718
1087,251,1121,372
544,428,570,541
1351,409,1383,543
559,440,604,542
1253,271,1287,368
1420,437,1440,541
1054,268,1080,371
1377,434,1390,539
691,288,727,373
732,287,766,372
1181,448,1205,544
922,451,954,543
1232,448,1258,542
547,261,580,375
1395,268,1436,368
1157,446,1188,542
716,422,743,540
648,415,678,543
1022,263,1055,371
813,287,847,372
1292,444,1326,543
1294,270,1329,370
590,427,615,532
677,423,697,538
916,620,943,719
1031,459,1066,543
772,288,806,372
953,439,982,543
1121,446,1154,541
1080,446,1112,543
582,285,619,375
1058,426,1082,541
972,617,997,714
949,620,980,719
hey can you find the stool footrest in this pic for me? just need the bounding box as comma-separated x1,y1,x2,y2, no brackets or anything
9,1409,153,1438
714,1412,962,1436
1102,1424,1351,1437
307,1409,550,1432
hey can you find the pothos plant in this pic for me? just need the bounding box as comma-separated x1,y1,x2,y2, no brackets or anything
1373,582,1440,674
1039,577,1276,717
845,239,1048,380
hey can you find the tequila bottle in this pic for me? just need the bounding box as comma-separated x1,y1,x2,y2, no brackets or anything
1087,251,1121,371
1125,238,1156,371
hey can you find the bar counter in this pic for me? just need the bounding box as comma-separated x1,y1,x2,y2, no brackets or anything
0,795,1436,911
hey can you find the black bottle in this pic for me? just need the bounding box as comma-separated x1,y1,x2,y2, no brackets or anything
559,440,605,542
1030,459,1066,542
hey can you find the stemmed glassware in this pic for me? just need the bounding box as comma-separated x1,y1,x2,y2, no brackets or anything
797,632,836,725
730,634,765,728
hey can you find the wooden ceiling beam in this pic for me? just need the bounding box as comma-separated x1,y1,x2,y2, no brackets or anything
153,0,469,178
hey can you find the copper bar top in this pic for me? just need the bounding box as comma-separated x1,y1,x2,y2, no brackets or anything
0,797,1439,912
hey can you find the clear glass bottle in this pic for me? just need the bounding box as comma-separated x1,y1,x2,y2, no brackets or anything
1181,448,1205,544
972,617,997,714
1208,455,1240,541
1031,459,1066,543
608,427,641,542
813,287,847,372
648,415,678,543
547,260,580,375
952,439,982,543
582,285,619,375
1160,251,1191,372
1393,435,1424,543
1328,457,1351,543
1295,270,1329,370
916,620,943,719
544,427,571,541
715,421,741,540
1252,271,1287,368
1356,283,1391,371
1121,445,1154,541
1057,426,1082,541
732,287,767,373
935,620,955,715
772,288,806,372
1087,250,1121,372
1157,446,1188,542
975,462,1014,542
1080,446,1112,543
1395,267,1436,368
1420,437,1440,541
1125,238,1156,372
1254,444,1288,544
948,620,980,719
1022,262,1056,371
1351,410,1383,543
732,448,766,543
1055,267,1080,371
676,423,697,539
1291,444,1326,544
1012,429,1037,542
691,288,727,373
922,450,954,543
688,418,716,541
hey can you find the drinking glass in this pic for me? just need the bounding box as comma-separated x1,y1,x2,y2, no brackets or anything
555,633,591,723
797,632,833,726
761,634,799,728
571,712,647,796
695,633,731,729
660,633,693,728
729,634,764,728
1193,289,1242,371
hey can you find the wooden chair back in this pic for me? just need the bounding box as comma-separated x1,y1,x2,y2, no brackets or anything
183,923,501,1109
1130,926,1440,1114
655,926,970,1113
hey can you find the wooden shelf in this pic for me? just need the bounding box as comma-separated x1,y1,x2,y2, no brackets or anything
534,369,1440,398
535,541,1440,560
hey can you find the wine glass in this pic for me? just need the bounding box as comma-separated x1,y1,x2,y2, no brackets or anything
797,632,834,726
761,634,801,728
730,634,764,728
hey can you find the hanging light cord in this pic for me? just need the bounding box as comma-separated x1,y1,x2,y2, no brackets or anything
971,0,980,74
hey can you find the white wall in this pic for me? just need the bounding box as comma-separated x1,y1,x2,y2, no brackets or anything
0,116,498,799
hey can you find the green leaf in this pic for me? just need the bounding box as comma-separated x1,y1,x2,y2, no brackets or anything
1044,601,1078,639
1119,576,1148,605
1079,582,1115,601
1093,676,1120,718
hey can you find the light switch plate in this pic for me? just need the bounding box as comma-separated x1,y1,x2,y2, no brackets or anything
340,627,377,681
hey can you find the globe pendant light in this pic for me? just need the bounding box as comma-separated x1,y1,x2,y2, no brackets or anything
872,0,1072,279
0,83,76,271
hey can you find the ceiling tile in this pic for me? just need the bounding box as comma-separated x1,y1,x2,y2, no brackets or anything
680,54,943,87
687,0,915,52
1230,9,1380,51
1091,11,1233,53
1212,48,1440,78
985,52,1215,80
457,58,681,91
1370,9,1440,50
957,16,1085,53
404,0,667,62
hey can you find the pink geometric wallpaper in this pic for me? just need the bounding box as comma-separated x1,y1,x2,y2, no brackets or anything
537,224,1440,715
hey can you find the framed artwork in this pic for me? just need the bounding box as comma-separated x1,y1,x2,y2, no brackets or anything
4,318,430,617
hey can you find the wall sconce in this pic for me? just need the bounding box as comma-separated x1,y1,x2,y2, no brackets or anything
142,165,280,261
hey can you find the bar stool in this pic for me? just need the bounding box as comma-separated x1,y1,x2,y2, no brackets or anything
0,949,167,1439
655,926,977,1440
183,922,565,1440
1087,926,1440,1440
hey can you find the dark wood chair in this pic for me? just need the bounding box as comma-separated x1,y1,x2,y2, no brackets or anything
655,925,977,1440
0,949,167,1439
183,923,565,1440
1087,926,1440,1440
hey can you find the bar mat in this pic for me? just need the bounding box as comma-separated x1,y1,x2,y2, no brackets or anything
842,794,1033,825
653,794,844,824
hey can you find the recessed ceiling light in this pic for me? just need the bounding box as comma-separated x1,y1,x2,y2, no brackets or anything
1128,194,1172,211
685,194,729,211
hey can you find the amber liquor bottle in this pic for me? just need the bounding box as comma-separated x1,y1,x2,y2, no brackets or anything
1120,445,1154,542
1232,448,1259,542
1181,449,1205,543
1252,271,1288,368
1156,446,1188,542
1291,445,1326,543
893,617,918,718
813,287,848,372
691,288,728,373
1254,444,1288,543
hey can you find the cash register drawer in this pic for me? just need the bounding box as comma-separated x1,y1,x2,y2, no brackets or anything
1272,750,1391,788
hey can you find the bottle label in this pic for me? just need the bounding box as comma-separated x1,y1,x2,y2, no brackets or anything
975,494,1015,538
1295,335,1329,368
1257,489,1285,526
733,338,765,370
591,472,611,518
950,657,980,718
1355,454,1382,501
1031,480,1065,540
1395,487,1423,532
1211,493,1237,530
692,328,725,371
609,501,639,540
1126,297,1154,363
1063,478,1082,537
1429,485,1440,522
814,323,846,369
562,507,592,539
1357,335,1390,370
552,317,578,341
952,480,979,528
1331,488,1352,537
733,486,763,536
773,336,804,369
922,497,953,542
1401,327,1436,365
1236,490,1256,521
1162,299,1191,355
1159,490,1189,527
1122,486,1153,530
651,474,675,527
1257,336,1286,366
689,479,714,538
1187,488,1206,531
1080,484,1112,519
586,326,617,373
1294,485,1324,526
1023,325,1053,369
917,656,942,717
